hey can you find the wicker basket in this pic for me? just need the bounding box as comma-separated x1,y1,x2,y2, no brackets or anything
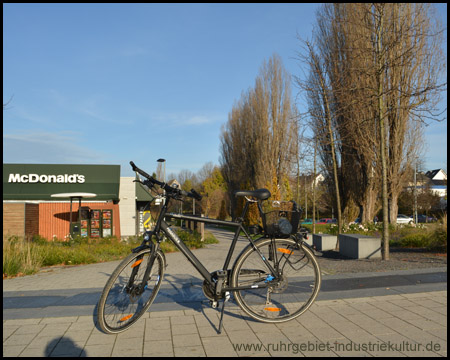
263,200,301,238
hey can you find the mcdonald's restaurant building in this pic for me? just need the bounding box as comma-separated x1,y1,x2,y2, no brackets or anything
3,164,154,241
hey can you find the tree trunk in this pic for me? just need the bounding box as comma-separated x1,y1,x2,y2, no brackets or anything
313,47,343,237
361,187,378,223
313,138,317,235
389,193,400,224
376,5,390,260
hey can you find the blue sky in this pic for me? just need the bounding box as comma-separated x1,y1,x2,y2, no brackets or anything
3,3,447,177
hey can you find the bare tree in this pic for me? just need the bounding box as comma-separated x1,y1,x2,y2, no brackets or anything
296,40,344,238
220,54,300,219
298,3,446,260
373,3,391,259
370,3,445,258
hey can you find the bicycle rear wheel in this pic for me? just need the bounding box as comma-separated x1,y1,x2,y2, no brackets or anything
97,248,165,334
231,238,321,323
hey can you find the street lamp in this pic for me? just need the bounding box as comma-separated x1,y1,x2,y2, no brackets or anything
157,158,166,205
157,158,166,183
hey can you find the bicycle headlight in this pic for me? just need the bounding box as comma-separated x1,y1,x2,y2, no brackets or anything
143,231,152,242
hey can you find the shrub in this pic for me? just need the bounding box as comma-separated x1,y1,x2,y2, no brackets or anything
4,229,219,278
392,233,429,248
427,225,447,252
177,230,203,248
304,219,447,252
3,236,43,277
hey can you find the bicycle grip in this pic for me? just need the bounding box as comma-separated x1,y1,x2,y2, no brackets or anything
129,161,152,180
190,189,202,201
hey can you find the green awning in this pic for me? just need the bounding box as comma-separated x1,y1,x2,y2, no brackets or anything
135,176,154,202
3,164,120,201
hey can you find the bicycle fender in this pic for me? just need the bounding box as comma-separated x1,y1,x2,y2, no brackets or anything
131,243,166,268
132,242,153,253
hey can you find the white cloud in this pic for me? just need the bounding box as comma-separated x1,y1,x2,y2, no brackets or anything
3,131,109,164
147,111,225,127
185,115,213,125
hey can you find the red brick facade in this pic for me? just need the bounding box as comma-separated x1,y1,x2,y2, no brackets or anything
3,202,120,241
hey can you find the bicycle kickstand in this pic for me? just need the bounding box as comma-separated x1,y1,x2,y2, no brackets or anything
217,292,230,334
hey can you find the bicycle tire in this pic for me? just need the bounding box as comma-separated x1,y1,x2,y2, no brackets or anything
97,248,165,334
231,237,321,323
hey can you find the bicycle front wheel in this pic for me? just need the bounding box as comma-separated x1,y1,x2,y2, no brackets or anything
231,238,321,323
97,249,165,334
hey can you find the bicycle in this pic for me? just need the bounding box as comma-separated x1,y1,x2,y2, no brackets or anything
97,161,321,334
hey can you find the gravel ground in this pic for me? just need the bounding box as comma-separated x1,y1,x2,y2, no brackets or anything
315,247,447,274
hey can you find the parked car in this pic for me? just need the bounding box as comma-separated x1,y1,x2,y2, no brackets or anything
416,214,438,223
316,218,336,224
396,214,413,224
301,218,314,225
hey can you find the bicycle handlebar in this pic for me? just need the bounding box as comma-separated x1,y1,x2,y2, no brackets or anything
130,161,202,201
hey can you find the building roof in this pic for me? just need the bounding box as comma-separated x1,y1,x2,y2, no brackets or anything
426,169,447,181
135,181,154,202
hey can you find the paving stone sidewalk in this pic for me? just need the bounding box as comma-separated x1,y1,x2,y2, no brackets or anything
3,290,447,357
3,228,447,357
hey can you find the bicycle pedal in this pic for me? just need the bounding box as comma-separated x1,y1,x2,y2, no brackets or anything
210,300,218,309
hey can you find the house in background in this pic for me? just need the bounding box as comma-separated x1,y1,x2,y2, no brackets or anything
426,169,447,210
404,168,447,211
425,169,447,198
426,169,447,180
407,169,447,196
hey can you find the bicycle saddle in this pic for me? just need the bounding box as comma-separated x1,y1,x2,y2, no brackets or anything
234,188,271,200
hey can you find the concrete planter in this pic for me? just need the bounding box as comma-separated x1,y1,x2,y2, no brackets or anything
313,234,337,251
338,234,381,259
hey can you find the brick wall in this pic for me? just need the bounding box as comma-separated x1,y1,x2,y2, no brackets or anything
3,201,121,241
3,203,25,238
39,202,121,240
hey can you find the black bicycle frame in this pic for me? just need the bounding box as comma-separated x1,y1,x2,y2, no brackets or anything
154,198,277,292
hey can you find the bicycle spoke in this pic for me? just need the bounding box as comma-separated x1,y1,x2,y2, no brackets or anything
97,250,164,334
232,238,321,323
